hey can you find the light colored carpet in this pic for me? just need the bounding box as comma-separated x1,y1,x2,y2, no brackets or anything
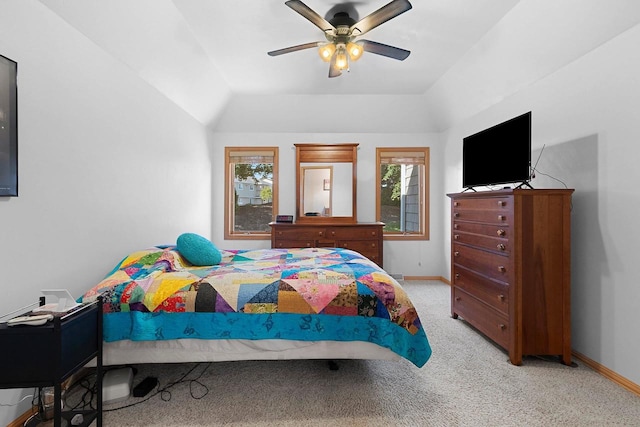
67,281,640,426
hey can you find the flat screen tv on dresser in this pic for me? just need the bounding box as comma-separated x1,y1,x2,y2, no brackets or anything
462,111,531,190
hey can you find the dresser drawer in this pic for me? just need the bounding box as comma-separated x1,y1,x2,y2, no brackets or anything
452,208,511,225
273,239,315,248
453,287,510,349
452,196,512,224
453,265,509,315
272,227,325,240
453,231,510,255
336,240,380,263
452,197,512,211
326,226,381,240
453,222,510,239
453,243,512,283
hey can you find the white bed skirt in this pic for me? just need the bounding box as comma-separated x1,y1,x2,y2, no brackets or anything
94,339,402,366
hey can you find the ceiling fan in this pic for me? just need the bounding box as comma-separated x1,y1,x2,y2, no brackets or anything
268,0,413,78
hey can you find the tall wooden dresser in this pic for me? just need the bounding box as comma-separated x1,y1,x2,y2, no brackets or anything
447,189,574,365
269,222,384,268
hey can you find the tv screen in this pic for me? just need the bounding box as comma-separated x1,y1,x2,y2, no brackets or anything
462,112,531,189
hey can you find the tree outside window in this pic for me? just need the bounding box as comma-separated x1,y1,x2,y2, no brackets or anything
225,147,278,239
376,148,430,240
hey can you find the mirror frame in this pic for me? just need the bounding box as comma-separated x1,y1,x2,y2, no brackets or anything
295,143,358,224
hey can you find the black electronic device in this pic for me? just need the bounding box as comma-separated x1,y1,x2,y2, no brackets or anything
133,376,158,397
462,111,532,190
276,215,293,223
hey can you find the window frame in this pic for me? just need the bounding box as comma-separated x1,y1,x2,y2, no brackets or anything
375,147,430,241
224,146,278,240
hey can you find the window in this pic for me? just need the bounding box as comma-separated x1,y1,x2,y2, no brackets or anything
225,147,278,240
376,147,430,240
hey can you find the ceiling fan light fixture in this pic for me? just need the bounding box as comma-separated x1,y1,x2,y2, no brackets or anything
271,0,413,77
335,45,349,70
318,43,336,62
347,42,363,61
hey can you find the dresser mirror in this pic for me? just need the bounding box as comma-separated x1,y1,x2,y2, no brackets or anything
295,143,357,223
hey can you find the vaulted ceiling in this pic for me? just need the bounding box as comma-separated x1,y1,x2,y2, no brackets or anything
39,0,640,131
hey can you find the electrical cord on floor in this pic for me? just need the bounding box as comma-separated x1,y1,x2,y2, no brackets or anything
24,363,213,427
65,365,138,412
64,363,212,413
70,374,99,412
105,362,211,411
103,362,213,412
160,362,212,402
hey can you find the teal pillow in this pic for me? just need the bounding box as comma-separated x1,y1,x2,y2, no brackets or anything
176,233,222,266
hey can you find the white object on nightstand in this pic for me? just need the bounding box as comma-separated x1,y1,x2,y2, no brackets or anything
34,289,82,313
7,314,53,326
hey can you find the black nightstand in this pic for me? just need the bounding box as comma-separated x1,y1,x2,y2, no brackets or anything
0,297,103,427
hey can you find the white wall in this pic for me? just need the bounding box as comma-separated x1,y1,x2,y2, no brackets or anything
210,130,447,278
443,23,640,386
0,2,211,423
2,0,638,423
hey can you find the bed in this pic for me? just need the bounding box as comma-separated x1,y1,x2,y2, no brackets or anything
80,245,432,368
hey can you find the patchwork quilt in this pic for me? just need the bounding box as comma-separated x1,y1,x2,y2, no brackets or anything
81,246,432,367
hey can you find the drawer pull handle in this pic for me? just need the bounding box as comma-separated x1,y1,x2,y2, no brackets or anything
498,265,506,272
454,202,459,207
371,243,376,247
455,273,460,279
318,232,323,236
306,243,311,247
498,215,506,221
497,229,506,236
498,201,506,207
455,297,461,301
499,324,506,330
454,224,459,229
454,212,460,218
454,234,459,240
497,243,506,251
454,251,460,257
498,294,505,301
331,231,336,236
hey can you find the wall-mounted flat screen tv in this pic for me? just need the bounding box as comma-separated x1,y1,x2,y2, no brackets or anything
0,54,18,197
462,111,531,190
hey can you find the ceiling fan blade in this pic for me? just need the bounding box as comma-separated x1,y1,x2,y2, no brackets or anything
361,40,410,60
268,41,321,56
328,54,342,78
285,0,336,34
350,0,412,36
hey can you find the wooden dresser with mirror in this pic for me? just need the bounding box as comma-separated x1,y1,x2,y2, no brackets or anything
270,143,384,267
